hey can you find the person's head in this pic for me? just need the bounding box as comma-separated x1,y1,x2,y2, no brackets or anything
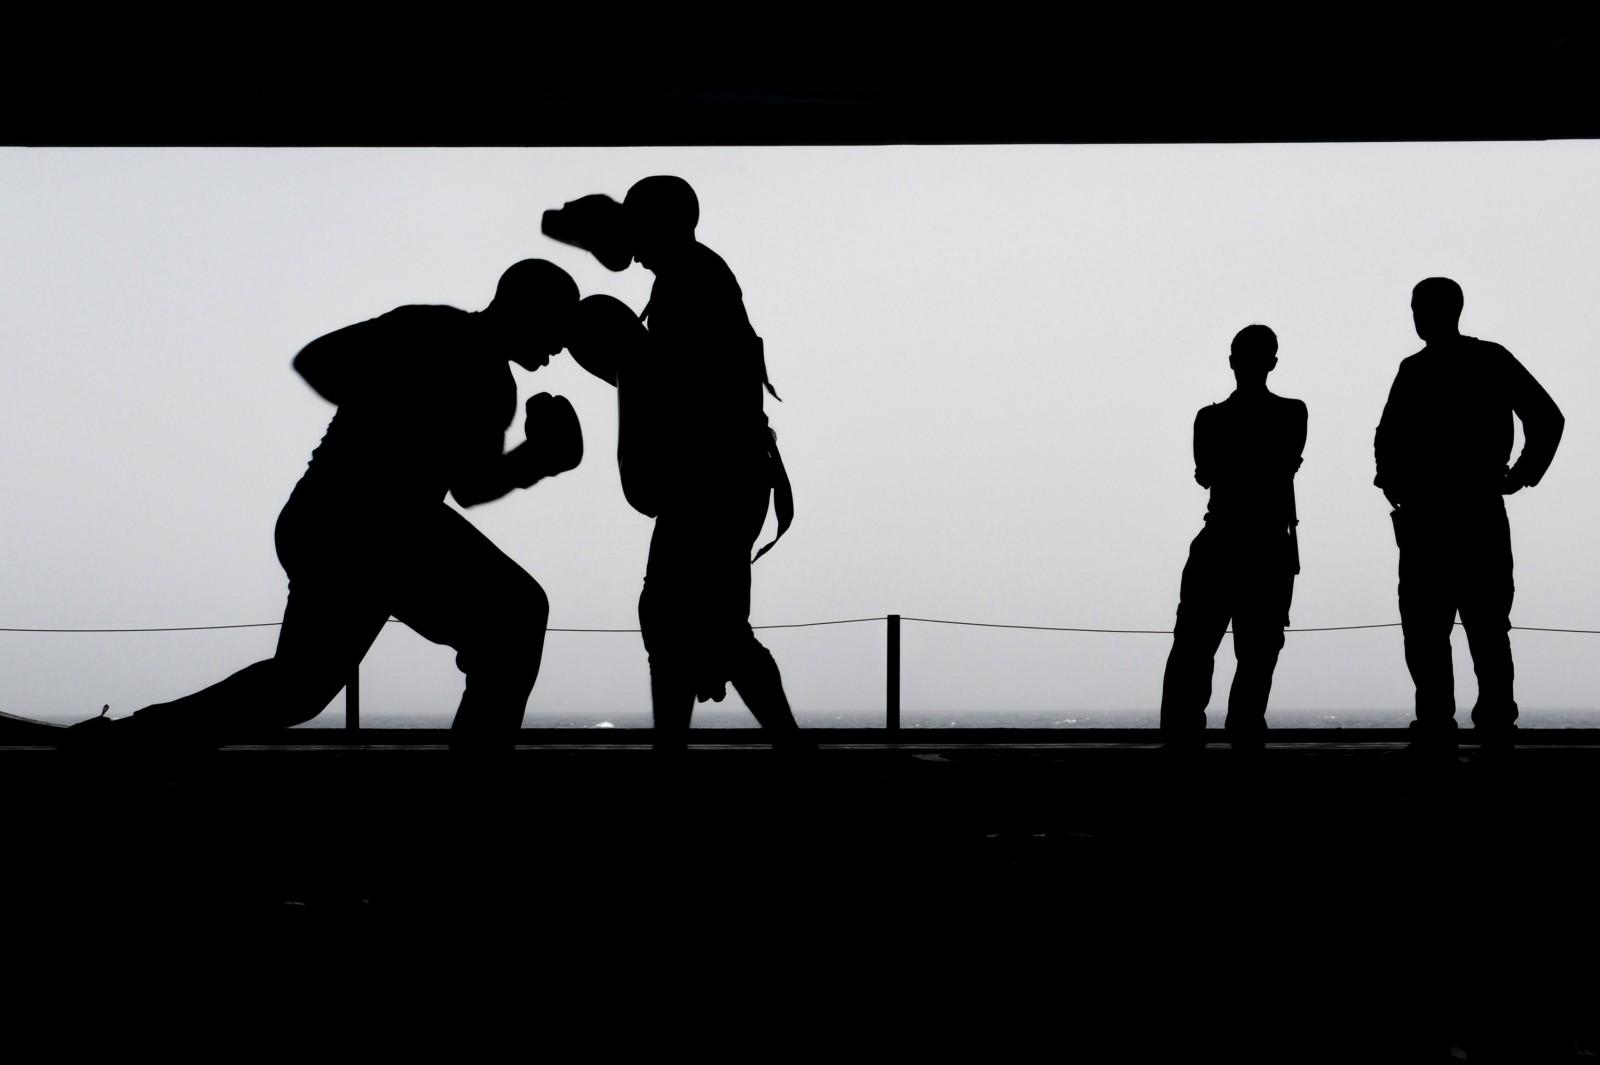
568,294,649,386
1411,277,1464,343
623,176,699,271
1229,324,1278,387
483,259,580,370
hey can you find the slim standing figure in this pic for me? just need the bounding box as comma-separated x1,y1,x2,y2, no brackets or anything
548,177,801,748
1160,325,1306,746
1375,277,1563,748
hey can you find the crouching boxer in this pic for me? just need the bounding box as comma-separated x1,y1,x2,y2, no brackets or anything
68,259,583,748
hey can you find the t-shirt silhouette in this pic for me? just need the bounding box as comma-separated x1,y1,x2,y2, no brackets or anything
1195,389,1307,535
1375,334,1562,504
641,242,772,504
295,305,517,509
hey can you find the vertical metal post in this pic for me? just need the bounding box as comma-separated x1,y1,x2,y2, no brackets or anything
346,666,360,731
886,614,901,731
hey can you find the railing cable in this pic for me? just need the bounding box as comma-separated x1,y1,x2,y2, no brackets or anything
0,616,889,635
0,617,1595,635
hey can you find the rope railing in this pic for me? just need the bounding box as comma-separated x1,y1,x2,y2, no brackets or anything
0,617,1596,634
0,616,890,635
4,612,1597,731
902,617,1600,635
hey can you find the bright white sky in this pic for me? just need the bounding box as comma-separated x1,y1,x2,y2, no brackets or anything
1,144,1596,727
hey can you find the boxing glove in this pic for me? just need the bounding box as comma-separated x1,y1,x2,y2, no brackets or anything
518,392,584,483
568,293,648,387
541,194,633,273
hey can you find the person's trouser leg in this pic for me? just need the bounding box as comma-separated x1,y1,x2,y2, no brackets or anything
1160,530,1229,738
1226,547,1295,736
260,583,390,728
1226,628,1285,736
386,506,550,740
122,648,373,740
1461,501,1517,731
644,664,696,749
640,521,696,748
1395,508,1459,734
123,498,389,740
643,481,800,745
715,503,800,738
640,592,795,746
729,635,800,737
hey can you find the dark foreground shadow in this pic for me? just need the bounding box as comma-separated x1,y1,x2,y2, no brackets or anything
8,741,1599,1060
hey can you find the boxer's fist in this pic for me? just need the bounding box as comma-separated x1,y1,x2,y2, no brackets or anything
521,393,584,481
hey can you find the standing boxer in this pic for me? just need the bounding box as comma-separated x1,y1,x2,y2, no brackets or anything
548,178,801,749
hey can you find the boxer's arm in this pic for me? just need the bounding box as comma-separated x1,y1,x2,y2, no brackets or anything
1287,400,1308,475
1503,348,1564,490
1373,363,1414,507
451,393,583,508
1192,407,1217,488
293,314,395,405
449,449,525,508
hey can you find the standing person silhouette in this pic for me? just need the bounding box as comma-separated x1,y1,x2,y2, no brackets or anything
68,260,584,748
1160,325,1306,748
1375,278,1564,751
546,176,801,749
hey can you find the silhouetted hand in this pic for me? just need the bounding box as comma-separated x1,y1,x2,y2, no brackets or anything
695,677,728,704
1501,467,1526,495
513,393,583,485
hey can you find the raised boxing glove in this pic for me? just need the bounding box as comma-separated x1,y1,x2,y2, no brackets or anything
519,392,584,482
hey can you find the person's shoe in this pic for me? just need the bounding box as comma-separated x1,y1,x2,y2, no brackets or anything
770,733,818,761
1161,729,1207,757
1386,731,1459,769
57,705,117,749
1228,739,1267,768
1472,724,1517,764
1226,723,1267,752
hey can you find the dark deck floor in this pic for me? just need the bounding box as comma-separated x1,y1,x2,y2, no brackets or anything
6,734,1597,1059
